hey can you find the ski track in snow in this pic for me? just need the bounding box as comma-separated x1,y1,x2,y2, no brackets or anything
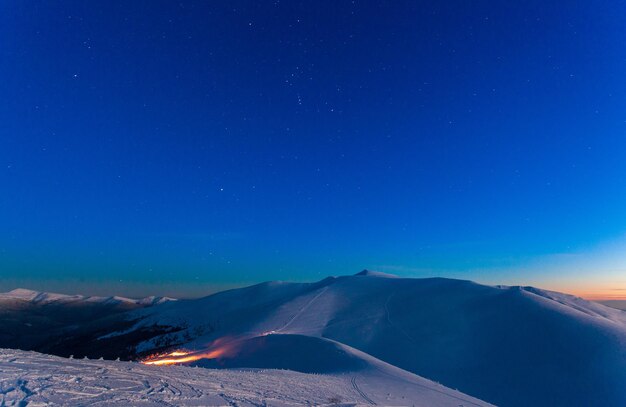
350,376,376,405
275,286,329,333
384,291,417,343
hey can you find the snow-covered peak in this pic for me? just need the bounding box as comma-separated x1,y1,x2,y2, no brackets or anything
3,288,45,301
0,289,84,304
354,269,398,278
137,295,177,306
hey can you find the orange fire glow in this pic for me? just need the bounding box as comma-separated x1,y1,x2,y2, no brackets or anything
168,351,190,357
141,348,227,365
140,337,238,366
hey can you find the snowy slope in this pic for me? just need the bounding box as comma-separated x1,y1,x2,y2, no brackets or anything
124,271,626,407
0,348,492,406
599,299,626,310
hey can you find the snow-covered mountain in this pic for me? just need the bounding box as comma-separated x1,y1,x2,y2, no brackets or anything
2,273,625,406
0,347,492,406
117,271,626,407
0,288,174,307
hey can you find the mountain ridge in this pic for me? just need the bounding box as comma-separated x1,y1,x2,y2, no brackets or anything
123,272,626,407
0,288,175,306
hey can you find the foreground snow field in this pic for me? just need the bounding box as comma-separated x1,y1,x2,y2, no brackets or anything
0,348,491,406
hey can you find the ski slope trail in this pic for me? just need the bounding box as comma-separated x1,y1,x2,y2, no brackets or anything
274,286,329,333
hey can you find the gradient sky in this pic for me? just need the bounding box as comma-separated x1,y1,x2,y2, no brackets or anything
1,1,625,299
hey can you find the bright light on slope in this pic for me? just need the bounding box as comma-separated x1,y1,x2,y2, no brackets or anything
140,337,239,366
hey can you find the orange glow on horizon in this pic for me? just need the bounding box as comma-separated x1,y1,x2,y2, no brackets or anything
578,293,626,301
540,283,626,301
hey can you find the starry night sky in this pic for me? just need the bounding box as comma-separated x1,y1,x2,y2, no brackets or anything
1,1,625,298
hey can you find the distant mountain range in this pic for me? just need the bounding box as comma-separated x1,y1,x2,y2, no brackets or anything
1,271,625,406
0,288,175,360
0,288,175,307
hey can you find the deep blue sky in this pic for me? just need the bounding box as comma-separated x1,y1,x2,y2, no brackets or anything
1,1,625,297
